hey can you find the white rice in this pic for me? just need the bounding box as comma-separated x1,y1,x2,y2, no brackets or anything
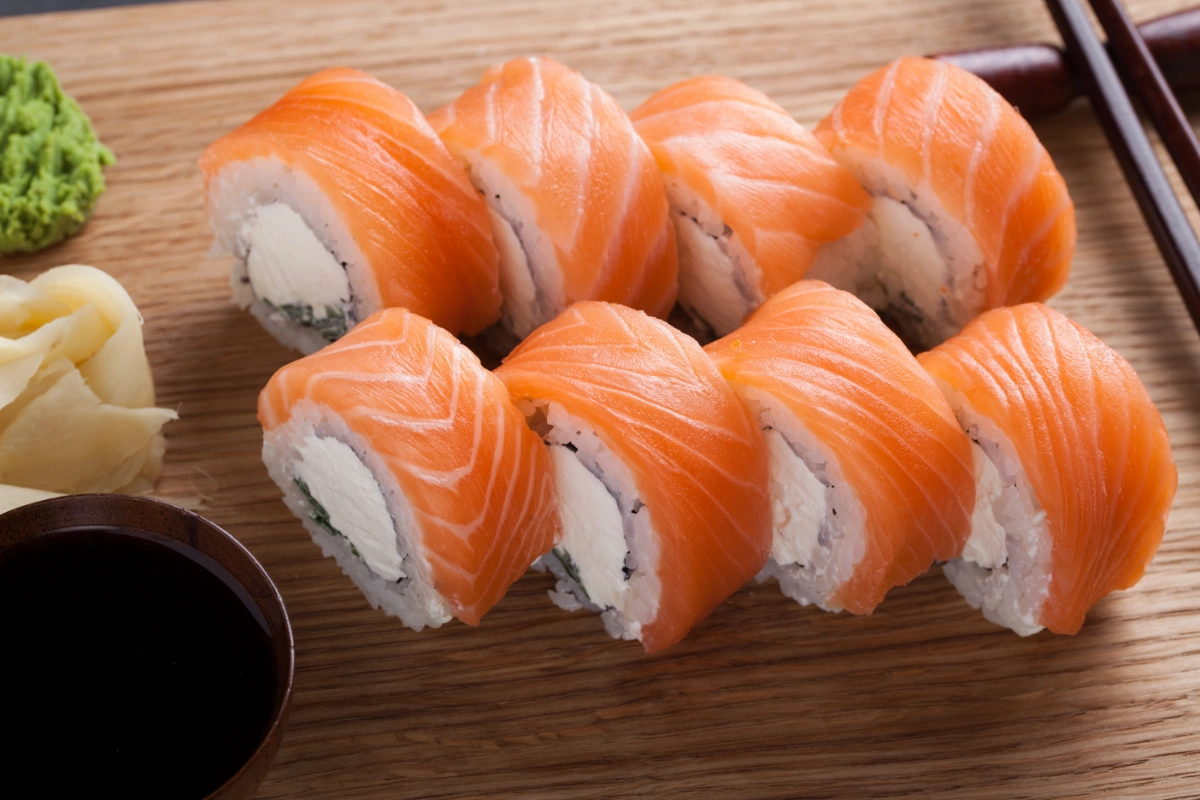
810,152,987,347
738,386,868,611
206,156,381,354
663,175,763,338
937,386,1052,636
460,152,565,340
261,399,453,631
522,400,662,643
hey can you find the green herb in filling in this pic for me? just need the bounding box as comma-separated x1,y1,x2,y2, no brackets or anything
264,299,348,342
552,548,590,603
878,288,928,351
0,55,114,254
294,477,360,558
893,289,923,319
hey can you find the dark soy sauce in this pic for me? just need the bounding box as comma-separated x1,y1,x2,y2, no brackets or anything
0,527,277,798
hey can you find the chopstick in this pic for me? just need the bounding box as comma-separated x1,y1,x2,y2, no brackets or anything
1044,0,1200,333
1141,8,1200,101
1088,0,1200,210
932,6,1200,119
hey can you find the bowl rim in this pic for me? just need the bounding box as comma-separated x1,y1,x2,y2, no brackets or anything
0,493,295,799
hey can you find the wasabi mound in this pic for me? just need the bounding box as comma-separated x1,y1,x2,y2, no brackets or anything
0,55,114,255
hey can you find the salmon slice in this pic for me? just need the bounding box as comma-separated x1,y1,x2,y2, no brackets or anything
259,308,560,628
496,301,771,652
429,57,678,339
919,304,1175,635
812,57,1075,346
630,75,872,336
201,67,501,345
705,281,975,614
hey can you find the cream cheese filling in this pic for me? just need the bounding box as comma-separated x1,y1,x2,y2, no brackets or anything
486,206,540,339
294,434,404,582
764,428,826,569
673,210,757,337
868,196,948,321
240,202,350,323
547,443,631,613
964,441,1008,570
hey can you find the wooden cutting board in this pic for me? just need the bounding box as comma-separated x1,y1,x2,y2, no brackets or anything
4,0,1200,796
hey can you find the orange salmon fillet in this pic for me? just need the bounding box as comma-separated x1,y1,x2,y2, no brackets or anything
496,302,771,652
429,57,678,320
919,304,1175,634
706,281,975,613
814,57,1075,309
200,67,501,337
259,308,560,626
631,75,872,298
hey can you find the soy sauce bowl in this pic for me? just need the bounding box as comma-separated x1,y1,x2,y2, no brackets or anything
0,494,294,800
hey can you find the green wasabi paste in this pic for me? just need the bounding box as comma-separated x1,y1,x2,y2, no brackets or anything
0,55,114,255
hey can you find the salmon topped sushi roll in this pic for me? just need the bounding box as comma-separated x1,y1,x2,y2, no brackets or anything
705,281,976,614
202,68,501,354
496,302,771,652
919,304,1176,635
259,308,560,630
812,57,1076,348
430,57,679,340
630,76,872,337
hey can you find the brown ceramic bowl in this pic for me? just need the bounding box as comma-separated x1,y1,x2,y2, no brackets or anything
0,494,294,800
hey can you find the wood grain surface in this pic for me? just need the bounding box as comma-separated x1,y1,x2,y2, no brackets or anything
4,0,1200,797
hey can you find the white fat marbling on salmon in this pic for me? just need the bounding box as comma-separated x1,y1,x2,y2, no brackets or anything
918,62,950,179
962,90,1001,233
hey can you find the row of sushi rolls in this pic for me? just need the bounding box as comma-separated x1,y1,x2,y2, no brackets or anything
6,54,1176,652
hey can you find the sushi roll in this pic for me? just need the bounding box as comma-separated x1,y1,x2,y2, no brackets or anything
495,302,772,652
429,57,678,340
630,76,872,338
201,68,501,354
258,308,560,630
918,304,1176,635
811,57,1076,348
705,281,976,613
